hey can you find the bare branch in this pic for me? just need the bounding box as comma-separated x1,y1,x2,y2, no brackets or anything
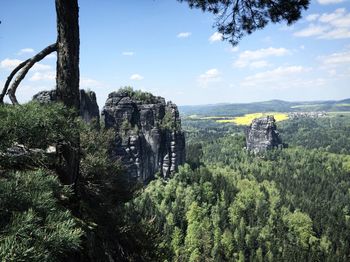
0,59,29,104
6,43,57,105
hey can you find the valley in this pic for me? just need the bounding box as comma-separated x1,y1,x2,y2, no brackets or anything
125,100,350,261
1,0,350,260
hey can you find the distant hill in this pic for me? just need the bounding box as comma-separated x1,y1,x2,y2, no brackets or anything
179,98,350,116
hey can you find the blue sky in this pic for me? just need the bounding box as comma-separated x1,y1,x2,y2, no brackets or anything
1,0,350,107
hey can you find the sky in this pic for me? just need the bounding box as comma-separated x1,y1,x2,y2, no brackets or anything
0,0,350,107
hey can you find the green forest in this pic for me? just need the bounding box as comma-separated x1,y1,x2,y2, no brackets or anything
125,113,350,261
1,101,350,261
1,0,350,261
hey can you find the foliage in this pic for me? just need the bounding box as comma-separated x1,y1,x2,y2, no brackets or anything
0,102,78,151
0,170,82,261
178,0,309,45
77,122,164,261
128,157,340,261
0,102,153,261
186,143,203,169
160,110,180,131
118,86,156,104
125,112,350,261
79,122,130,207
279,114,350,154
2,95,350,261
120,118,132,131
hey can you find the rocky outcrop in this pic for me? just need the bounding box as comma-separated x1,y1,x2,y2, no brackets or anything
33,89,100,124
79,90,100,124
246,115,283,154
32,90,58,103
102,89,185,182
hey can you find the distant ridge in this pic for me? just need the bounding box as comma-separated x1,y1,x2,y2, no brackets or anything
179,98,350,116
338,98,350,104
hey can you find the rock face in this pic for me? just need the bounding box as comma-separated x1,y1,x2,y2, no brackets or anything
32,90,58,103
33,89,100,124
102,89,185,182
246,115,283,154
79,90,100,124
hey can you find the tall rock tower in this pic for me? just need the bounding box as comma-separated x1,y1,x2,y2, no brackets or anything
102,88,186,183
246,115,283,154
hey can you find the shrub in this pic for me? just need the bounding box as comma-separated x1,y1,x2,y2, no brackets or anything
118,86,156,104
0,102,79,151
0,170,82,261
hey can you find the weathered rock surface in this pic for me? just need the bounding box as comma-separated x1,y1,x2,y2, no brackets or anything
33,89,100,124
246,115,283,154
102,89,185,182
0,144,57,170
32,90,58,103
79,90,100,124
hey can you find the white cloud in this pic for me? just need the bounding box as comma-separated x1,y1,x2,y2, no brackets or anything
230,46,239,52
328,69,337,76
32,63,52,71
294,24,329,37
317,0,344,5
241,66,311,88
319,8,345,22
250,60,269,69
321,28,350,39
17,48,35,55
306,14,320,22
177,32,192,38
0,58,51,72
122,51,134,56
233,47,289,68
320,50,350,66
209,32,223,43
46,53,57,59
294,8,350,39
0,58,22,70
279,25,295,32
198,68,221,87
29,71,55,81
80,77,103,88
130,74,144,81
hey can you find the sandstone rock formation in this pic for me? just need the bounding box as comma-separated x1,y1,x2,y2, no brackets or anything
79,90,100,124
33,89,100,124
102,88,185,182
246,115,283,154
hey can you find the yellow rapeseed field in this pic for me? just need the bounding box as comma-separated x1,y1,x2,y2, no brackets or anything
217,112,289,126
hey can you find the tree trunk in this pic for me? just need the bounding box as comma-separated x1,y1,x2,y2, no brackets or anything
56,0,80,110
55,0,80,185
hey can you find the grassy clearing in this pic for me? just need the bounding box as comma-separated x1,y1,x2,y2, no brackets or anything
335,104,350,107
217,112,289,126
